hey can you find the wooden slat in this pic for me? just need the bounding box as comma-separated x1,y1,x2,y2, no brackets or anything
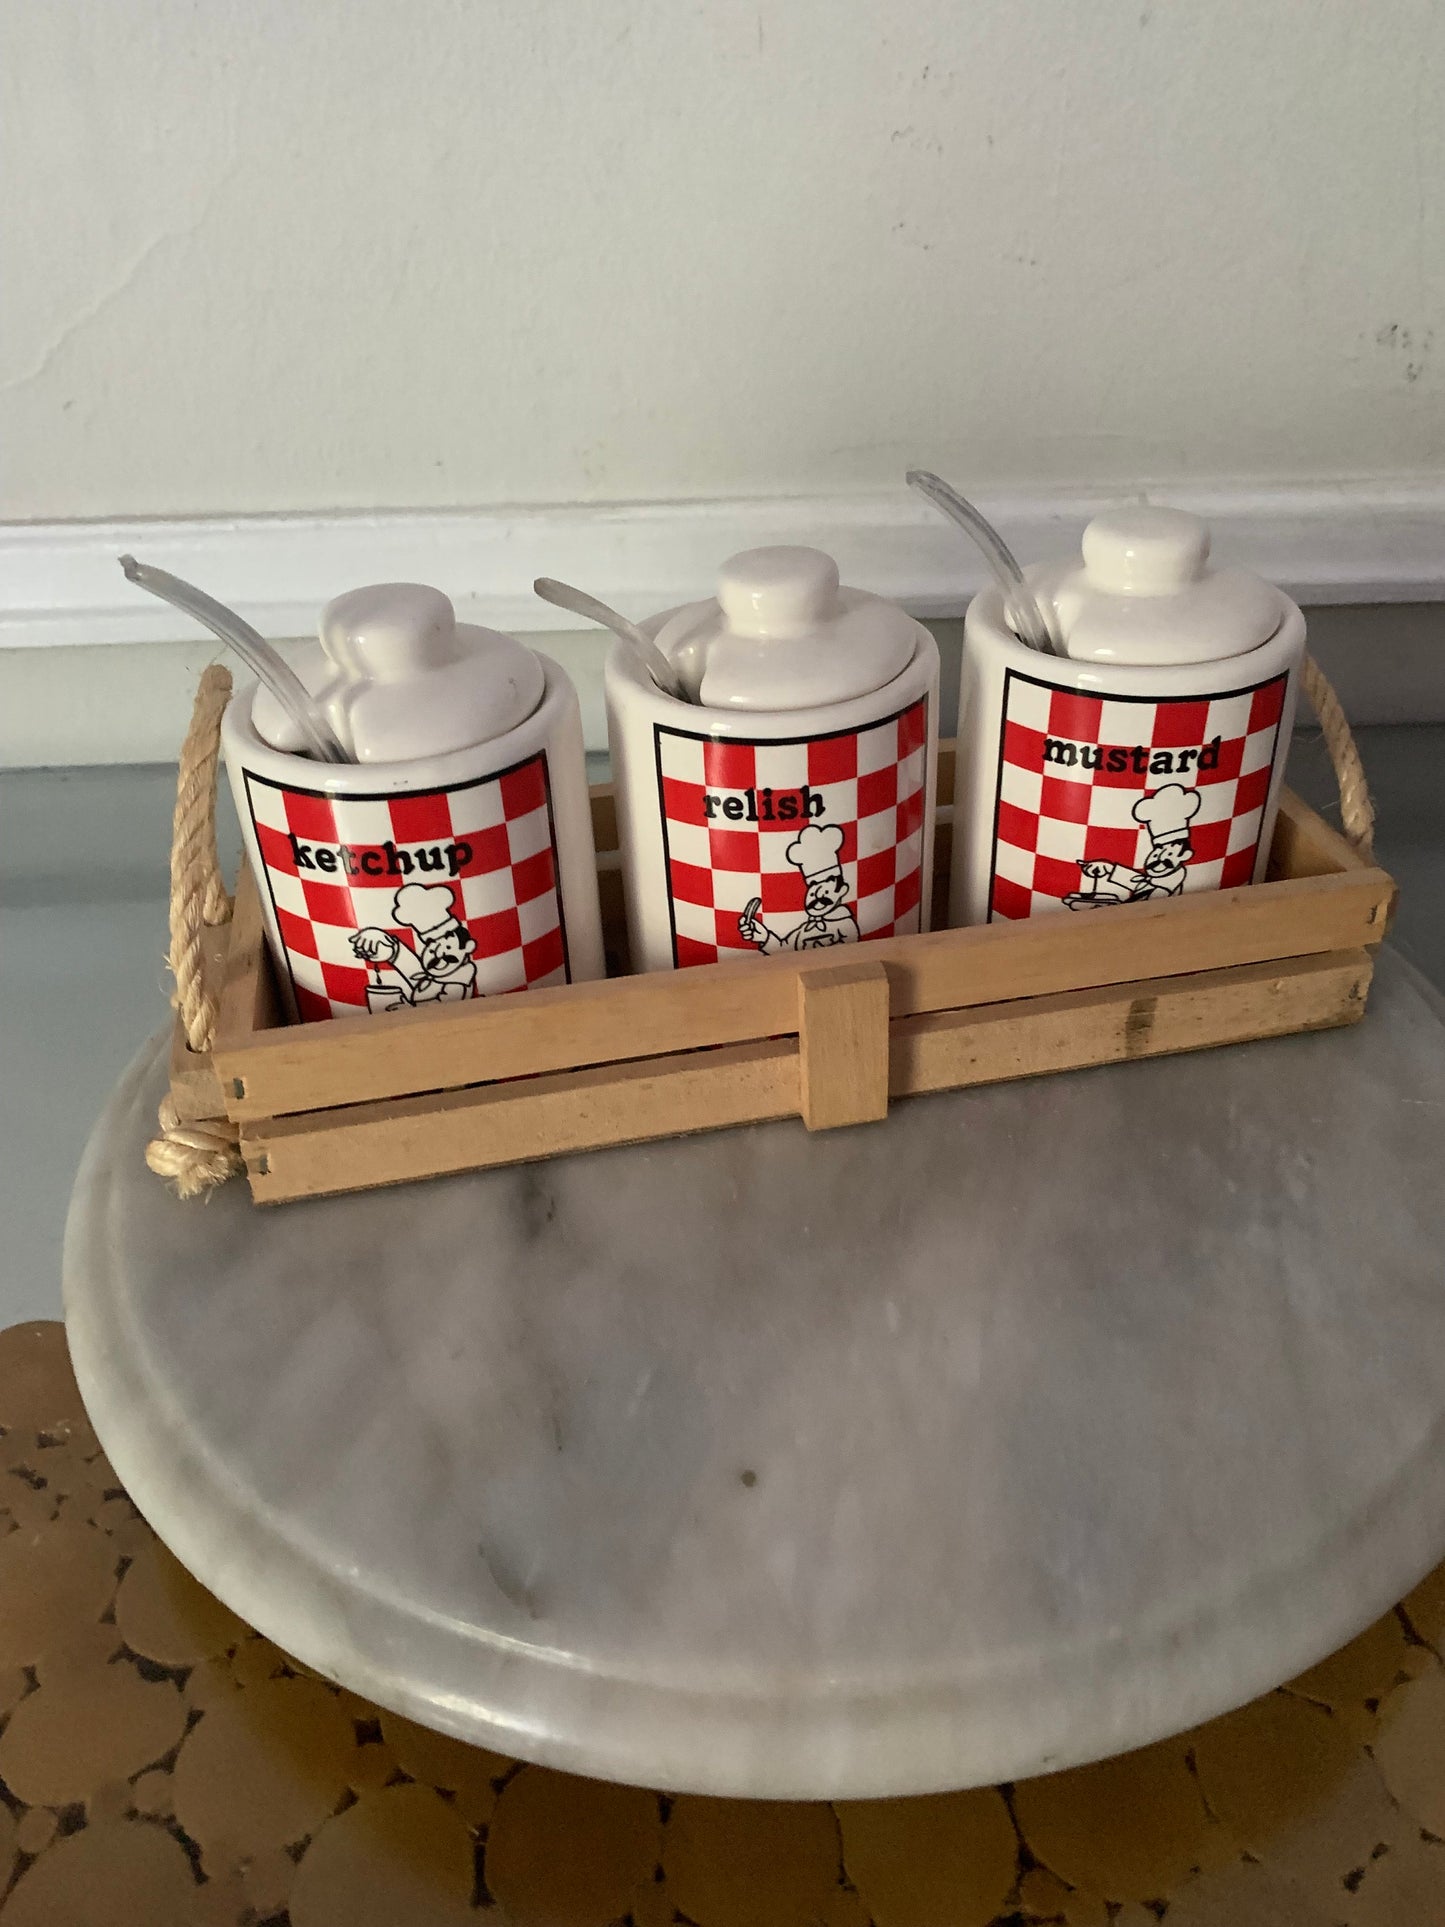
890,949,1373,1098
596,855,630,974
213,865,281,1064
589,784,619,854
797,960,891,1130
243,1038,798,1202
215,844,1392,1122
1267,789,1376,881
241,947,1372,1203
165,917,234,1123
930,811,952,928
167,1021,228,1124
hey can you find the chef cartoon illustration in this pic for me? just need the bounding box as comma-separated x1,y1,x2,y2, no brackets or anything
1063,782,1202,910
738,821,860,953
350,882,479,1009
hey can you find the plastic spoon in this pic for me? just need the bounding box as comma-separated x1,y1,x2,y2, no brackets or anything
906,470,1061,655
533,576,691,702
120,556,351,762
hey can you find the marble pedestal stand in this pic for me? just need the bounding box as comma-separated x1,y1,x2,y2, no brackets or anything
64,948,1445,1799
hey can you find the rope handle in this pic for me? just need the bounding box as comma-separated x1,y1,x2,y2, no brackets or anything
146,666,244,1197
1301,653,1376,861
169,665,235,1052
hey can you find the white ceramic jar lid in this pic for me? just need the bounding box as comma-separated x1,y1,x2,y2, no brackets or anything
252,583,545,762
650,546,919,710
1033,505,1286,666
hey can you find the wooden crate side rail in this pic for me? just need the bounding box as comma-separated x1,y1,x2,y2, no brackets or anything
165,920,235,1125
891,947,1372,1097
241,947,1372,1203
215,837,1392,1122
214,862,277,1054
243,1037,802,1201
1268,789,1376,880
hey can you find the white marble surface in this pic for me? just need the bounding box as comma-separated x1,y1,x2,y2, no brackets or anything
63,947,1445,1798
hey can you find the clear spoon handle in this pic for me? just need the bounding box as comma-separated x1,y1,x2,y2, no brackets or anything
533,576,689,702
906,470,1060,655
120,557,351,762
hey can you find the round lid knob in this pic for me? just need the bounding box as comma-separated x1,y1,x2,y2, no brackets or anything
252,582,543,760
648,546,920,709
1033,502,1287,666
1081,506,1211,597
320,583,460,681
716,546,841,639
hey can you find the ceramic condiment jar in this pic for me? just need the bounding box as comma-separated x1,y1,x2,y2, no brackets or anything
949,504,1305,927
606,545,940,973
222,583,604,1022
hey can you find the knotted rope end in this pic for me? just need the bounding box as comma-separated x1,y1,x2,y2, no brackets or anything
146,1094,244,1200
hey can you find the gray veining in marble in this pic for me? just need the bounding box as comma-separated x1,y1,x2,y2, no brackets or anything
63,947,1445,1797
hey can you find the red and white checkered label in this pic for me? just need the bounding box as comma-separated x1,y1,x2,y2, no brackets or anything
243,752,570,1022
654,696,929,968
988,669,1289,922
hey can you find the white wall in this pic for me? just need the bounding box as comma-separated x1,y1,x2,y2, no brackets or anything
4,0,1443,522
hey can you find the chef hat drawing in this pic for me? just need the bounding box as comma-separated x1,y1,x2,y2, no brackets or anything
392,882,462,936
1133,783,1202,847
786,821,846,878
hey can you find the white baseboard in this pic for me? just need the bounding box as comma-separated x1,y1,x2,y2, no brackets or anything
5,479,1445,649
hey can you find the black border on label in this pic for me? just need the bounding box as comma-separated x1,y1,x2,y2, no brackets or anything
241,749,572,1018
986,666,1291,924
651,693,931,969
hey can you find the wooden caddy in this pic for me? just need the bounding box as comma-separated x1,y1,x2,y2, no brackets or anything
165,739,1395,1205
